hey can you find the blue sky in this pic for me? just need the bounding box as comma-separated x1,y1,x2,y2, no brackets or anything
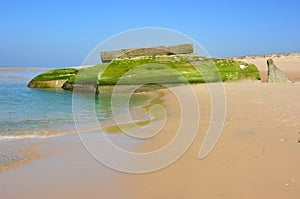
1,0,300,67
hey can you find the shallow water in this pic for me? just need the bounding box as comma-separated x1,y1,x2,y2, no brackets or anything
0,67,151,170
0,69,76,138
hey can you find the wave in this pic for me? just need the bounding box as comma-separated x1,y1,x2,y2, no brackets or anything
0,133,58,141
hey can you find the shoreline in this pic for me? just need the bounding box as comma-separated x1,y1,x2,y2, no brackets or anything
1,77,299,171
1,82,300,198
0,90,162,171
0,144,40,172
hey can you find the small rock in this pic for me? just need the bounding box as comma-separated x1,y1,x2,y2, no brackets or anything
239,64,246,69
280,139,285,142
267,59,291,83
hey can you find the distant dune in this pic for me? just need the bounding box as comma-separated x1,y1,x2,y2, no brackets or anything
232,53,300,82
231,52,300,60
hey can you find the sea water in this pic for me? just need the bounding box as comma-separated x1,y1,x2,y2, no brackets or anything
0,67,150,169
0,68,82,139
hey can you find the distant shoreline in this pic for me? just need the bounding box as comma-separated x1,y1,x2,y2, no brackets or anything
0,65,94,71
0,67,48,71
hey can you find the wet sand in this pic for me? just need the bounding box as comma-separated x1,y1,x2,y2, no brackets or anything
0,144,40,172
1,60,300,198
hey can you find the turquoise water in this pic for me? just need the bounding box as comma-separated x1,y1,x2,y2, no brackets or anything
0,68,79,139
0,68,149,140
0,67,151,169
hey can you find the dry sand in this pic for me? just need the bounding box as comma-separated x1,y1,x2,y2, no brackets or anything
236,57,300,82
1,59,300,198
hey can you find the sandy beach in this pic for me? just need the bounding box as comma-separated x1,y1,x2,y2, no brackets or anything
236,56,300,83
1,58,300,198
